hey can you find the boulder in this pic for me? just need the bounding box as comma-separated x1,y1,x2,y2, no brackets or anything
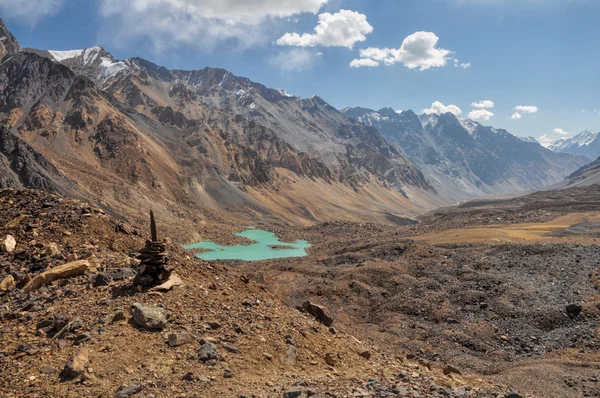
23,260,91,292
301,301,333,327
0,234,16,253
198,342,218,362
61,347,89,379
131,303,168,330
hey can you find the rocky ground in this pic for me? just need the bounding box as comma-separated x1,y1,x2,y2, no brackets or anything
0,188,515,398
241,185,600,398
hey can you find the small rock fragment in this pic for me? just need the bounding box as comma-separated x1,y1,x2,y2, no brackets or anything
114,384,144,398
0,274,15,292
0,234,16,253
168,332,193,347
359,349,372,360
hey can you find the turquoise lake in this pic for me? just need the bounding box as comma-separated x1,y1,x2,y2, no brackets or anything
182,228,311,261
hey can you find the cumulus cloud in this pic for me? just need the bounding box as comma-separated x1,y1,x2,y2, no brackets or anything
277,9,373,48
471,100,495,109
350,31,453,71
515,105,538,113
270,48,321,72
469,109,494,121
350,58,379,68
423,101,462,116
0,0,64,25
511,112,522,120
553,128,569,136
99,0,328,50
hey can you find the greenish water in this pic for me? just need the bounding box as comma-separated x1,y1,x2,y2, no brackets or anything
183,229,311,261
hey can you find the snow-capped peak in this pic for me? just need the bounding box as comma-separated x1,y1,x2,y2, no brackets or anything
48,49,84,62
276,89,295,98
457,117,479,134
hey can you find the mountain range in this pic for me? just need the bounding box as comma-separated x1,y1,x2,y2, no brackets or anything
0,17,590,228
343,107,587,200
547,129,600,160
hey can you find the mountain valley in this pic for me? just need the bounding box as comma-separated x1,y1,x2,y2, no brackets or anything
1,14,599,398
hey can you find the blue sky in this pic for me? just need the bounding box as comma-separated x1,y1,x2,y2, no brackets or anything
2,0,599,143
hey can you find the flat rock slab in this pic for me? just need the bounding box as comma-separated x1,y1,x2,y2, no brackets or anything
168,332,193,347
24,260,91,292
131,303,168,330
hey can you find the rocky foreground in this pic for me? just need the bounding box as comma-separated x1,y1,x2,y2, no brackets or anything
0,189,518,397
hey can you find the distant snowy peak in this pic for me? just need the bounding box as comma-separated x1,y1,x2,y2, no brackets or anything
44,46,135,82
548,129,600,159
457,118,480,134
276,89,296,98
519,136,540,144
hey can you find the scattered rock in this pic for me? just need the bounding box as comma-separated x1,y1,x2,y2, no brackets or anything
359,349,372,360
0,234,16,253
168,332,193,347
91,273,111,287
40,366,56,374
43,242,60,257
151,274,184,291
223,344,241,354
61,347,89,379
23,260,91,292
443,365,461,376
325,353,337,367
0,274,15,292
74,333,91,345
131,303,168,330
111,311,126,323
301,301,333,327
281,345,297,365
566,303,582,318
223,368,233,378
114,384,144,398
198,342,218,362
505,393,523,398
283,388,306,398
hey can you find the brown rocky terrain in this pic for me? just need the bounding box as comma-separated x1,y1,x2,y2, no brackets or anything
0,188,514,398
240,184,600,398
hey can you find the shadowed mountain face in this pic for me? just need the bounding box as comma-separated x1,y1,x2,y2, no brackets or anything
343,107,589,200
561,156,600,187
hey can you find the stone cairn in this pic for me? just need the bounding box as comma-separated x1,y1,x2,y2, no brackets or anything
133,211,171,287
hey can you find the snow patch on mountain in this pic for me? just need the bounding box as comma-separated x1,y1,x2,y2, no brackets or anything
98,57,129,80
48,49,84,62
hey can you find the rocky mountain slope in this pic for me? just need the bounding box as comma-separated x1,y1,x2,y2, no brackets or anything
561,155,600,187
343,107,588,201
0,18,441,229
548,129,600,160
0,188,510,397
0,17,19,62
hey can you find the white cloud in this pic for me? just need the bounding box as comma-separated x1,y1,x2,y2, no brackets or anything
350,58,379,68
270,48,321,72
537,134,554,148
515,105,538,113
553,128,569,136
99,0,328,50
471,100,495,109
423,101,462,116
350,31,453,71
511,112,522,120
277,9,373,48
453,59,471,69
469,109,494,121
0,0,64,25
